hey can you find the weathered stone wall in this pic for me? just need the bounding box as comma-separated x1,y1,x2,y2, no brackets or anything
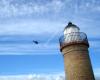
61,44,95,80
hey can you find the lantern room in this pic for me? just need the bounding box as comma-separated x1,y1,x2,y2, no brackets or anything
59,22,89,50
64,22,80,35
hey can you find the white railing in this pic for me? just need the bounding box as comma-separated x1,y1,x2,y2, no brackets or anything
59,32,88,46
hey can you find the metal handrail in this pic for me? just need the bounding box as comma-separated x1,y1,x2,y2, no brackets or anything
59,32,88,46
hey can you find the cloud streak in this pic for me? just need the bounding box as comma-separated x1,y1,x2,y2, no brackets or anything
0,73,65,80
0,0,100,55
0,19,64,35
0,0,64,17
0,69,99,80
0,34,60,55
0,0,100,18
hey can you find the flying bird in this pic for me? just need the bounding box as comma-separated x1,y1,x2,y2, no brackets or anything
33,40,39,44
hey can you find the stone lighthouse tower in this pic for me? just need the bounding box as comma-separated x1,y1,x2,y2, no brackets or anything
59,22,95,80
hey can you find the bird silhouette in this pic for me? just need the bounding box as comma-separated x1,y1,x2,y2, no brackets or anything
33,40,39,44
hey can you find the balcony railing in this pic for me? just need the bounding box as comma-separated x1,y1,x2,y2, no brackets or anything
59,32,89,47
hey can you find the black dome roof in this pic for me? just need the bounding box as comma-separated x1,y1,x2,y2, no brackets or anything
64,22,80,30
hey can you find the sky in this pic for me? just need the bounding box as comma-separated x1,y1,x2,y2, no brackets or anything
0,0,100,80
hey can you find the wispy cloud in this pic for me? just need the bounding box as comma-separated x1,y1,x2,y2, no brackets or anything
0,73,65,80
0,69,99,80
94,68,100,79
0,34,60,54
0,19,64,35
0,0,64,18
0,0,100,18
0,0,100,55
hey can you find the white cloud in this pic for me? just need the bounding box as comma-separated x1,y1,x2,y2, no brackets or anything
0,0,100,36
0,19,64,54
0,69,99,80
94,68,100,78
0,19,64,35
0,43,60,55
0,0,100,18
0,0,64,17
0,0,100,55
0,73,65,80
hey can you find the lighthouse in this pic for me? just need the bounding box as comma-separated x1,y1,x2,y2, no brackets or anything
59,22,95,80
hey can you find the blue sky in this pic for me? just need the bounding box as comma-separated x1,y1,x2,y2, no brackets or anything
0,0,100,80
